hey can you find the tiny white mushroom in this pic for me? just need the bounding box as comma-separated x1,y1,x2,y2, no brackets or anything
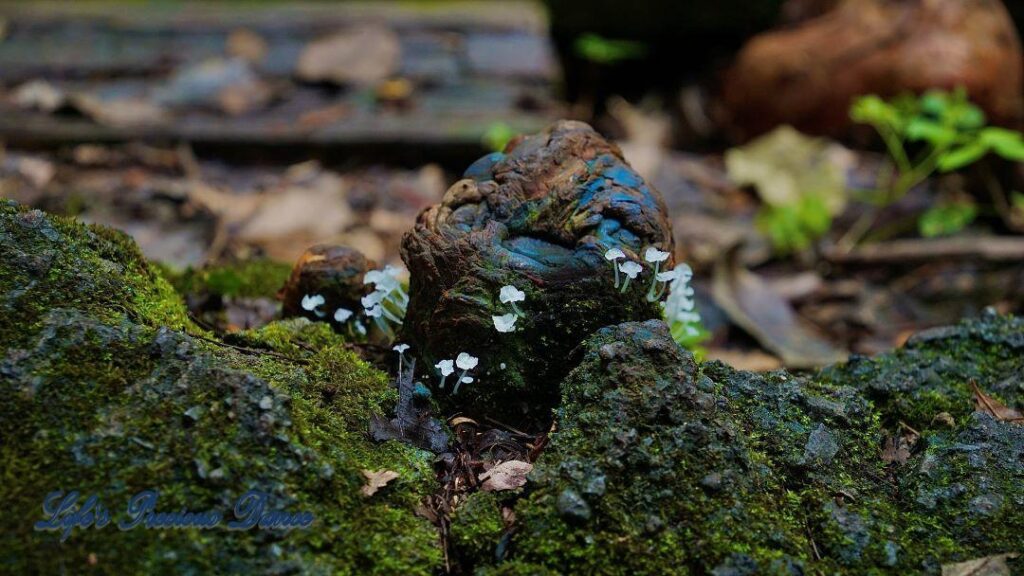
619,260,642,278
435,358,454,389
499,285,526,315
604,248,626,288
492,313,518,333
301,294,326,317
453,375,474,395
456,353,478,370
365,303,383,318
361,291,385,309
605,248,625,261
618,260,643,293
644,247,672,300
453,352,478,395
644,247,670,263
499,285,526,304
334,307,354,323
392,344,411,374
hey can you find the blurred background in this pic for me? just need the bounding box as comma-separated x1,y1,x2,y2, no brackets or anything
2,0,1023,369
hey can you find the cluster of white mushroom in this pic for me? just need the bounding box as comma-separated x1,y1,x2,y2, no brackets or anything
360,265,408,337
604,246,674,300
661,263,701,340
435,352,479,395
492,285,526,333
302,265,409,339
604,245,703,345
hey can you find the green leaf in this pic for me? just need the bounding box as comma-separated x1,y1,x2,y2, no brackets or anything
851,95,901,130
919,91,948,117
938,141,990,172
980,128,1024,161
481,122,517,153
573,33,647,65
918,201,978,237
906,117,957,147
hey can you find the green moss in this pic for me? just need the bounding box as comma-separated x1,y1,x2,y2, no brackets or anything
449,491,507,567
818,313,1024,431
163,259,293,300
0,202,442,574
0,202,198,349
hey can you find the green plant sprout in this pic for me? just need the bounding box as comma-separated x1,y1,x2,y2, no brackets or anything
846,88,1024,243
482,122,517,153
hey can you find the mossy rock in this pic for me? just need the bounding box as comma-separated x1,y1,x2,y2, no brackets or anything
0,201,440,574
467,320,1024,574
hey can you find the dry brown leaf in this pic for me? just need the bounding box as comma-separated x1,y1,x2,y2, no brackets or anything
226,28,268,63
881,436,912,465
297,26,400,86
971,381,1024,424
70,94,169,128
360,469,399,497
449,416,479,427
712,244,847,368
942,553,1019,576
479,460,533,492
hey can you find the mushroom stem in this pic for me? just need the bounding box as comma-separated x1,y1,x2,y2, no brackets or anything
646,262,662,300
372,316,393,339
620,276,632,293
381,305,404,325
453,370,469,395
612,263,621,288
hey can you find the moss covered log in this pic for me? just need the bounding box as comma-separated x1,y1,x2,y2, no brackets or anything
2,200,1023,574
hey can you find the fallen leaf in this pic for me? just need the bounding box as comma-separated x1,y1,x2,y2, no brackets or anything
703,348,782,372
226,28,268,63
11,79,64,113
712,244,847,368
971,381,1024,423
608,96,671,181
449,416,479,427
154,58,271,116
360,469,399,497
11,155,55,188
881,436,912,465
479,460,533,492
70,94,169,128
724,125,853,215
942,553,1018,576
297,26,400,86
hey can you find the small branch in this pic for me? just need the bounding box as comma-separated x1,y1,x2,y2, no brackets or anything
824,237,1024,264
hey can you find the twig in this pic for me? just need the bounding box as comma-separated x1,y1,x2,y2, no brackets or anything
825,237,1024,264
483,416,535,439
192,332,308,364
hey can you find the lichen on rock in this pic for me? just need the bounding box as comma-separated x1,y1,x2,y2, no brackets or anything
401,120,674,423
